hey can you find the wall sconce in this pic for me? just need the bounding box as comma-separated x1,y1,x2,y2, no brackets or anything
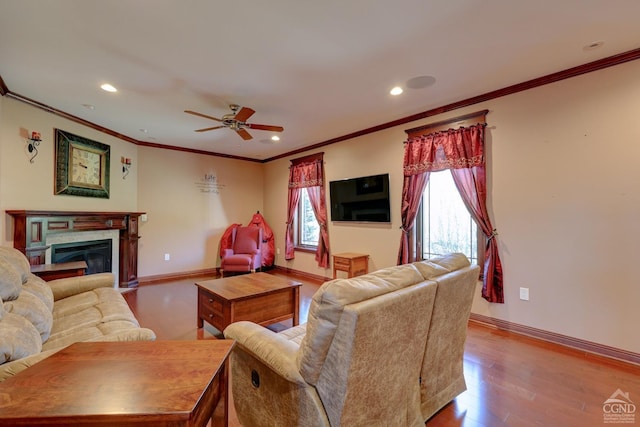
27,131,42,163
121,156,132,179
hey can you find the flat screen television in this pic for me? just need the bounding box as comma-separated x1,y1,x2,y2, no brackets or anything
329,173,391,222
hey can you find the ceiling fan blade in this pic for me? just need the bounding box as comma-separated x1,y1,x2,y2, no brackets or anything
236,128,253,140
234,107,255,122
184,110,223,122
195,125,226,132
247,123,284,132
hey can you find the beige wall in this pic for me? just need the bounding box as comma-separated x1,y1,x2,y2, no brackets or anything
2,58,639,355
0,97,264,277
0,97,138,245
136,146,264,276
264,59,640,354
263,127,405,277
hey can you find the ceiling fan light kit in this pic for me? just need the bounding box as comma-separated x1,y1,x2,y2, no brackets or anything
185,104,284,141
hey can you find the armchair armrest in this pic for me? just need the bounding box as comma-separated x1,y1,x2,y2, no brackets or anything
47,273,115,301
224,321,305,385
224,322,329,426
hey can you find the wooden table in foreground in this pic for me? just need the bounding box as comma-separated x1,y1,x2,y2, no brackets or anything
0,340,234,427
196,272,302,332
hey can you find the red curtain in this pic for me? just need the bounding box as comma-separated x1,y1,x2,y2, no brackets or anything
306,186,330,267
285,154,331,268
399,123,504,303
397,172,429,265
284,186,300,260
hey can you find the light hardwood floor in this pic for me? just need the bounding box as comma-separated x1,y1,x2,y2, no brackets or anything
123,271,640,427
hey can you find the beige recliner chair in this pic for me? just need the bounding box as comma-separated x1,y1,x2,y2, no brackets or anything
224,253,479,426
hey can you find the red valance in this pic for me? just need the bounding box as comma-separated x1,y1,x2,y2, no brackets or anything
288,158,324,189
403,123,486,175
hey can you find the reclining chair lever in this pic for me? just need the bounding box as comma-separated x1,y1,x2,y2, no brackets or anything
251,370,260,388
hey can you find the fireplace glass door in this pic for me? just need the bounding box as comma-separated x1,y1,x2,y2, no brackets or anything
51,239,112,275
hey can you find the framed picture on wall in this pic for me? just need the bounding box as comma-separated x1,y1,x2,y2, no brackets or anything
54,129,111,198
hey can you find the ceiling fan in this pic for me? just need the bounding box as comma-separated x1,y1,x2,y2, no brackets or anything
184,104,284,141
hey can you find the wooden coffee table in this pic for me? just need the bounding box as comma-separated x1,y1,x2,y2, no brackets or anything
196,272,302,332
0,340,234,426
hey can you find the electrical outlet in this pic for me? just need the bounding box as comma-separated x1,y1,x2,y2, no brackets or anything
140,214,148,222
164,253,170,261
519,287,529,301
276,248,280,255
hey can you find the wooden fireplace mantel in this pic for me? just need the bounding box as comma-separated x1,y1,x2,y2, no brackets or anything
6,210,145,288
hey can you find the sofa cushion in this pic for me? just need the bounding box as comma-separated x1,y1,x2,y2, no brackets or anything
0,259,22,301
233,227,259,254
22,275,54,312
278,323,307,346
412,253,471,280
46,288,141,349
412,259,451,279
297,263,424,385
0,247,31,284
3,291,53,342
51,289,101,319
429,253,471,272
0,312,42,363
222,254,253,266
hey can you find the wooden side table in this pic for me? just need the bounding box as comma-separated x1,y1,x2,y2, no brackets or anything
30,261,87,281
332,252,369,279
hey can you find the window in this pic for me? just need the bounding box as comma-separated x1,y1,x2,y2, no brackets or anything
420,170,482,265
294,189,320,250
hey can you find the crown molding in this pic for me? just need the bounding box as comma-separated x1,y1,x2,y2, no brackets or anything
0,75,8,96
264,47,640,162
2,47,639,164
1,90,262,163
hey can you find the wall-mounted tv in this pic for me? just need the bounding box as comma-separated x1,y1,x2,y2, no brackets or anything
329,173,391,223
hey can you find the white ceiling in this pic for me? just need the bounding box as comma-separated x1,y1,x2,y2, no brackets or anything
1,1,640,161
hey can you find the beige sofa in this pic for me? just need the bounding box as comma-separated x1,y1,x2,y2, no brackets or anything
224,253,479,426
0,246,156,382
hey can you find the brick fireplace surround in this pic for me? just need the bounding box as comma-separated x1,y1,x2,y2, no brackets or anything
6,210,144,288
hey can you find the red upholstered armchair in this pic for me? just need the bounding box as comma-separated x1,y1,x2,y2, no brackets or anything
220,226,263,277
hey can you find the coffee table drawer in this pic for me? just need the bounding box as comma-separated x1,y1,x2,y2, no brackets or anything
199,290,223,314
199,304,224,330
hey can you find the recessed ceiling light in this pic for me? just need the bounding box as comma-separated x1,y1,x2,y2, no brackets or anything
583,41,604,51
390,86,403,96
100,83,117,92
139,128,148,133
406,75,436,89
82,104,95,110
271,135,280,141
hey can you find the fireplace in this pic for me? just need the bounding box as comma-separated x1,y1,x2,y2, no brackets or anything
7,210,144,288
45,229,120,283
51,239,112,275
